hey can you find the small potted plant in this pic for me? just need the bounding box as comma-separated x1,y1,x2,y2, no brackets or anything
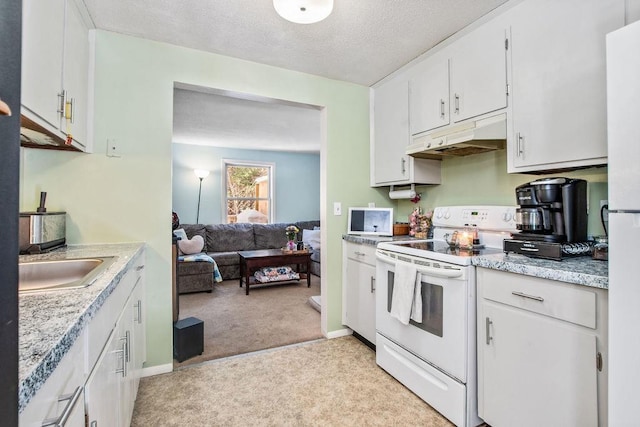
285,225,299,251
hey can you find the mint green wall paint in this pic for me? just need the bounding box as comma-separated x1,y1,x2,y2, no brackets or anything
396,150,608,236
20,31,374,368
172,143,320,224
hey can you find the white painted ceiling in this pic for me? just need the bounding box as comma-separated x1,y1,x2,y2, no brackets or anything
84,0,509,152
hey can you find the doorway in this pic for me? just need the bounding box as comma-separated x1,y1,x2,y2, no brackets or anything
171,84,324,366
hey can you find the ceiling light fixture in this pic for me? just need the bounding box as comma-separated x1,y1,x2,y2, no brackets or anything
273,0,334,24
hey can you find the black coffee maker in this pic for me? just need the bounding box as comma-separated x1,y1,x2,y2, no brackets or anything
513,177,588,243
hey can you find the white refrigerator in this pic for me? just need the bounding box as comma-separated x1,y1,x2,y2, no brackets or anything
606,19,640,426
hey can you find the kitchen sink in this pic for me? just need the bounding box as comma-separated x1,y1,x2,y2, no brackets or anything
19,257,116,293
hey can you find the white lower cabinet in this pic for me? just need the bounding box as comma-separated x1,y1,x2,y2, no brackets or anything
19,333,86,427
85,255,146,427
477,268,608,427
19,250,146,427
342,241,376,344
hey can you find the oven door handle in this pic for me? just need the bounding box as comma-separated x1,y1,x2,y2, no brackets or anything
416,266,463,279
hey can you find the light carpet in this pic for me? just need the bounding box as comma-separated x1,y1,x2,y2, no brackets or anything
175,275,323,367
132,336,454,426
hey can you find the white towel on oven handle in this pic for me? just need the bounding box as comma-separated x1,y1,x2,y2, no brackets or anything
390,263,422,325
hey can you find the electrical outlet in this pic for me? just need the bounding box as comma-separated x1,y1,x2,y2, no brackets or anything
333,202,342,216
600,200,609,221
368,202,375,208
106,138,121,157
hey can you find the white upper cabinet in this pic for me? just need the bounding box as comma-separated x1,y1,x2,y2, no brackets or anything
507,0,625,172
22,0,92,151
21,0,65,130
450,22,509,123
62,0,90,147
409,53,450,135
410,22,508,136
372,73,441,186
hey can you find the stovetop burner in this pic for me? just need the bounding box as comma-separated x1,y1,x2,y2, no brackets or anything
382,239,505,264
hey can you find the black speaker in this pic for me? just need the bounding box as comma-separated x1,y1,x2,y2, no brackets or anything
173,317,204,362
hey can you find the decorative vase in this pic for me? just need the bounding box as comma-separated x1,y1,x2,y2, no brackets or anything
287,240,296,251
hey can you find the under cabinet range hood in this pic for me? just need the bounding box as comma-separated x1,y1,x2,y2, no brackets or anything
20,115,82,152
407,113,506,160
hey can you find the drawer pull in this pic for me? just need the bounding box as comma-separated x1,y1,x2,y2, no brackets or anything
42,386,83,427
512,291,544,302
354,251,365,256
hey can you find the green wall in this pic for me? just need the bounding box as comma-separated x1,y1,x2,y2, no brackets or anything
396,150,609,237
20,30,377,368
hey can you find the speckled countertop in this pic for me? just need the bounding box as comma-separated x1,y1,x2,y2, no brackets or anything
343,235,608,290
472,253,608,289
18,243,145,413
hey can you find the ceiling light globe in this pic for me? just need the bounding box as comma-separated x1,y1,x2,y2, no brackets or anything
273,0,334,24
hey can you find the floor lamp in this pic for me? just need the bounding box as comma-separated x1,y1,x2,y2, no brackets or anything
194,169,210,223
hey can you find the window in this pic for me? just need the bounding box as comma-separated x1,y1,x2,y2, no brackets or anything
224,160,273,223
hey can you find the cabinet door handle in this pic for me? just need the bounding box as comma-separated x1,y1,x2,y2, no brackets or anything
512,291,544,302
440,99,445,119
370,276,376,293
41,386,83,427
136,265,145,271
401,158,406,174
485,317,493,345
516,132,524,157
64,97,75,123
134,300,143,324
57,90,66,118
454,93,460,114
115,346,127,377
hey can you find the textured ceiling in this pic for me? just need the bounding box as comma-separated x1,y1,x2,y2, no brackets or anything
83,0,508,86
84,0,509,152
172,87,322,152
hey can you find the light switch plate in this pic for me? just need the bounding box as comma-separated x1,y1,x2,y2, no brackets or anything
333,202,342,216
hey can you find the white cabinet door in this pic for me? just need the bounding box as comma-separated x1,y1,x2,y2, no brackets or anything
356,262,376,343
450,22,508,123
84,329,121,427
342,242,376,344
373,76,412,184
21,0,65,128
130,269,146,398
508,0,624,172
62,0,90,147
410,54,450,135
480,302,598,427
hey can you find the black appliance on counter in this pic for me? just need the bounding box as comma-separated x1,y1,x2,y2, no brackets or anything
504,177,590,260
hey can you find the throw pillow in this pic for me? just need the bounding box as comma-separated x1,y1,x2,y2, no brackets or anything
302,229,321,250
178,234,205,255
173,228,187,241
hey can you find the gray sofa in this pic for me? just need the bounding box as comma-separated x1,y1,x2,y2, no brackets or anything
177,220,320,294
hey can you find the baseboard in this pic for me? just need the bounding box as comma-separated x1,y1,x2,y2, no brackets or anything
141,363,173,378
325,328,352,339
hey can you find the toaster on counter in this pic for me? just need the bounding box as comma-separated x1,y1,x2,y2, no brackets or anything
19,212,66,254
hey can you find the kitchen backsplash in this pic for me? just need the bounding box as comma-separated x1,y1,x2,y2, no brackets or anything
396,150,608,237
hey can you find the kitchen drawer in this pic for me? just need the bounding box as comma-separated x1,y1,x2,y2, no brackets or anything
478,268,597,329
345,241,376,266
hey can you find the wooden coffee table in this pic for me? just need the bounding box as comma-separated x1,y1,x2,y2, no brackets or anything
238,249,311,295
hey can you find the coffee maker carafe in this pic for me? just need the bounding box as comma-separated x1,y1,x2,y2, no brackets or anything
514,177,588,243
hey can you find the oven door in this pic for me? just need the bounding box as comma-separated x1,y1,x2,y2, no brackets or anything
376,249,472,383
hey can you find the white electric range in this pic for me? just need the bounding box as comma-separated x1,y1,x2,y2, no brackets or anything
375,206,517,427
